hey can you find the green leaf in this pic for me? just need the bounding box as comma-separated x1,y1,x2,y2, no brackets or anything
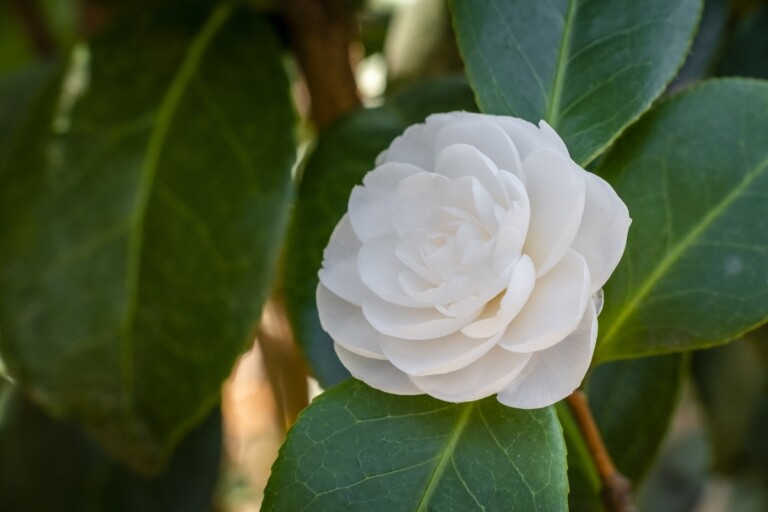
449,0,701,164
0,4,295,471
283,77,476,388
588,355,687,482
596,79,768,361
0,63,58,168
0,390,222,512
716,6,768,79
263,379,567,511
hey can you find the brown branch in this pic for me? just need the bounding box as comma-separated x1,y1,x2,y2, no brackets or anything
256,299,309,430
282,0,361,129
9,0,56,57
566,390,636,512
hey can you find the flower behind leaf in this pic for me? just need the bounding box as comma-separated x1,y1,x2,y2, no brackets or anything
317,112,630,408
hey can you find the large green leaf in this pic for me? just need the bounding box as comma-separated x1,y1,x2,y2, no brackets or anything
588,355,686,482
0,390,222,512
283,77,476,388
0,4,295,471
449,0,701,164
263,379,567,511
596,79,768,361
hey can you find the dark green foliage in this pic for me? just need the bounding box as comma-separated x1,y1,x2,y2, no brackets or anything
263,380,567,511
597,80,768,361
0,4,296,471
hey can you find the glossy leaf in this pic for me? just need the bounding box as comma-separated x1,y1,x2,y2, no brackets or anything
449,0,701,164
0,390,222,512
716,6,768,79
0,63,58,167
588,355,687,482
283,77,476,388
0,4,295,471
596,79,768,361
263,379,567,511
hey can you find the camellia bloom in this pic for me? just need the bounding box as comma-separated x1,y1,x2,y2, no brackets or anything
317,112,631,409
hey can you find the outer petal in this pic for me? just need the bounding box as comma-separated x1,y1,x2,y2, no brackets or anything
409,346,531,402
522,148,586,276
491,116,548,161
497,300,597,409
348,162,424,242
318,215,367,305
537,120,570,157
571,172,632,293
462,255,536,339
379,330,501,377
335,344,422,395
316,284,385,359
362,294,481,340
434,119,524,179
499,250,590,353
377,112,478,168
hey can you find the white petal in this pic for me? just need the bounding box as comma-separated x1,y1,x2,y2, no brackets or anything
497,299,597,409
316,284,385,359
435,144,509,206
335,344,422,395
391,173,453,234
318,215,367,305
348,162,424,242
522,148,586,276
499,250,590,353
435,119,524,179
379,330,501,377
377,112,478,169
571,172,632,293
409,346,531,402
491,116,546,162
396,231,441,284
362,294,480,340
358,234,430,307
462,255,536,339
537,120,570,158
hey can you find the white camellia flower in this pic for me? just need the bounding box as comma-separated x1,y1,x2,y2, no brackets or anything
316,112,631,409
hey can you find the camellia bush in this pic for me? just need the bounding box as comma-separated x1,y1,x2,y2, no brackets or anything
1,0,768,511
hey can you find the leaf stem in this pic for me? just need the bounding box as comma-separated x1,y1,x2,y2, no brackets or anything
566,390,635,512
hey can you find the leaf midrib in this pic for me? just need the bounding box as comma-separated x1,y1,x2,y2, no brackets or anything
599,154,768,357
414,402,474,511
545,0,577,128
120,3,234,402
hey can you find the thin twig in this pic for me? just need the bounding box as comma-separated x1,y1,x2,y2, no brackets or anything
566,390,636,512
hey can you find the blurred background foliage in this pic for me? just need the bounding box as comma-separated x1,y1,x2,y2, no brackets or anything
0,0,767,510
